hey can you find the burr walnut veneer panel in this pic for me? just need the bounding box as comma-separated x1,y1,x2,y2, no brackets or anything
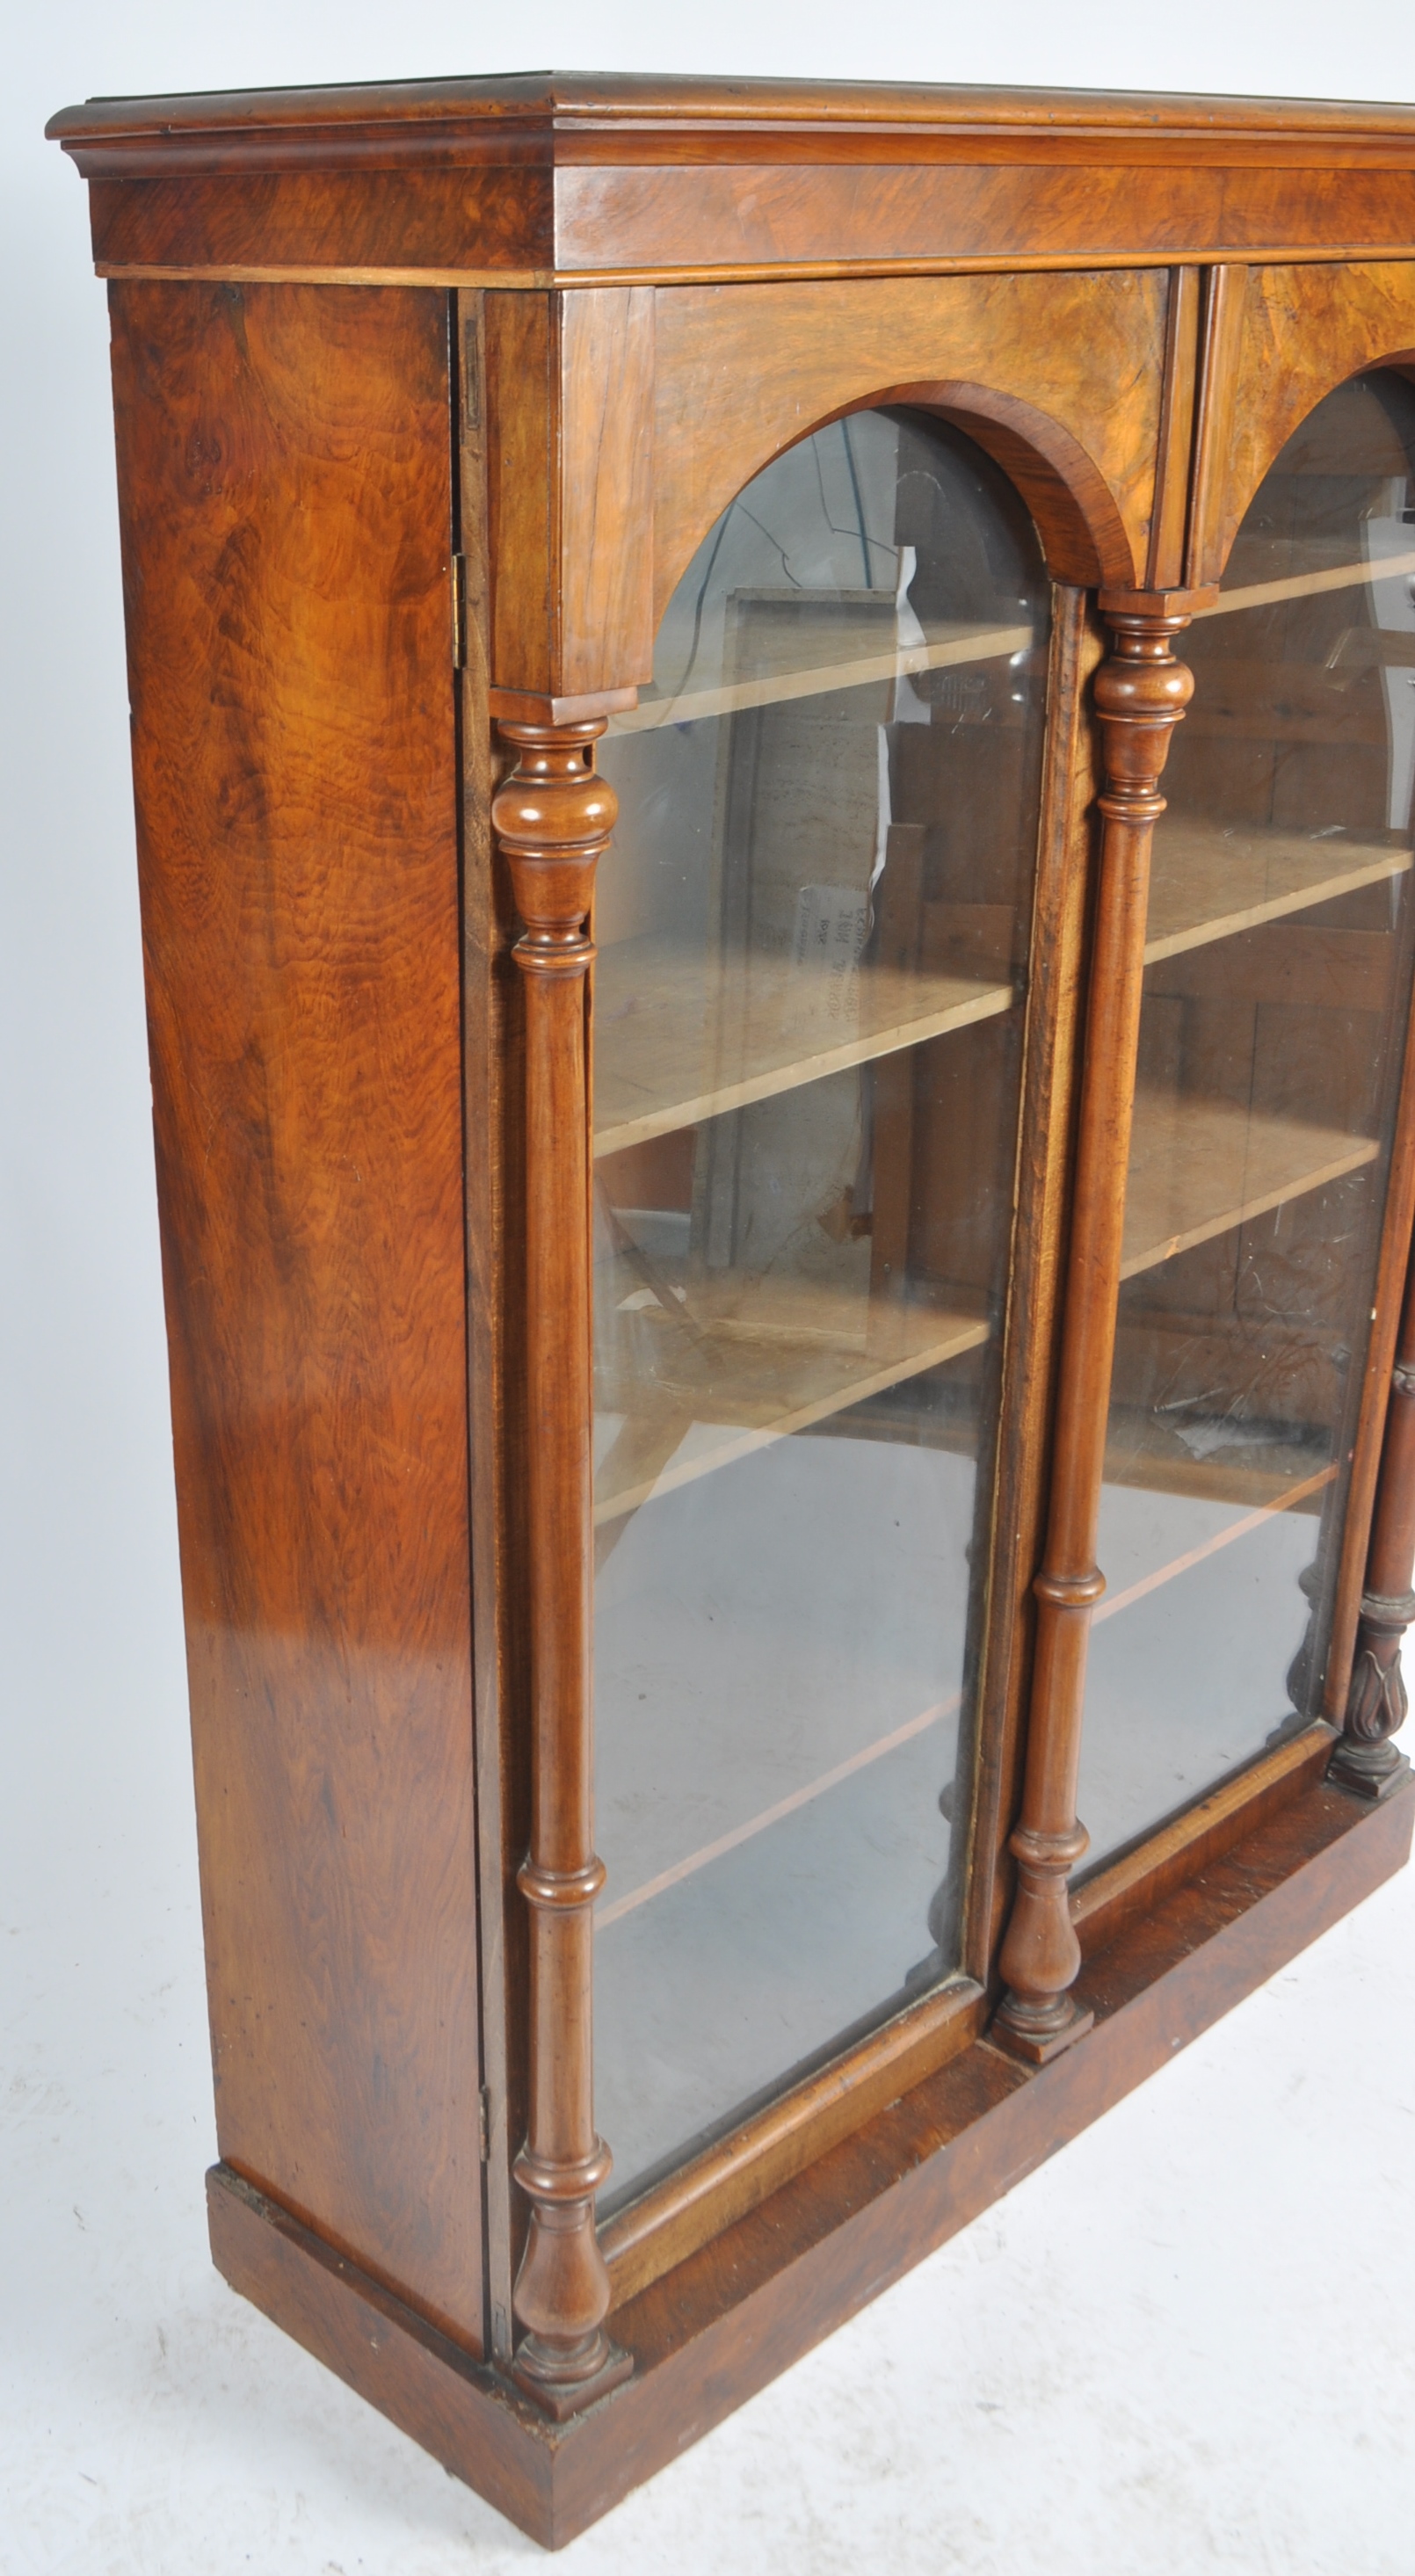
482,265,1172,707
47,78,1415,283
649,267,1172,617
109,280,484,2350
1191,260,1415,584
552,162,1415,281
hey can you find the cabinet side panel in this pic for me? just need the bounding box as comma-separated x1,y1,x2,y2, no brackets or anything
109,280,484,2351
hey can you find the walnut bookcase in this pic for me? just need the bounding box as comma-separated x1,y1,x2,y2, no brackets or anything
47,72,1415,2548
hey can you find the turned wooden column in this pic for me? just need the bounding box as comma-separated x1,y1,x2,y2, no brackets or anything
1330,1242,1415,1802
992,599,1196,2064
491,718,632,2416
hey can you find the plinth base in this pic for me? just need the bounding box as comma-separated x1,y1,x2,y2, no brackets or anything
207,1772,1413,2549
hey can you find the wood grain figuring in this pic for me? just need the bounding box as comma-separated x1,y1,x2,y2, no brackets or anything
457,288,520,2367
491,722,632,2417
86,169,552,278
51,77,1415,287
204,1773,1415,2546
1144,268,1202,591
1188,262,1415,586
483,287,655,704
484,293,556,700
108,279,484,2347
553,164,1415,279
558,290,656,695
69,164,1415,287
650,270,1169,619
1185,264,1247,591
84,249,1415,295
992,604,1194,2064
610,1776,1407,2467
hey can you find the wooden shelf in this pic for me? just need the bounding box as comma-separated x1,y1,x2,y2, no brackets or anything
1145,819,1411,964
594,1281,986,1524
594,826,1407,1166
1100,1409,1335,1513
1192,546,1415,622
1121,1091,1378,1281
1089,1463,1336,1646
599,550,1415,736
605,618,1034,736
594,1096,1378,1527
593,939,1012,1160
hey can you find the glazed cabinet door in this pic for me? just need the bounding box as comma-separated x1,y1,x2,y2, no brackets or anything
1078,370,1415,1867
476,263,1179,2350
590,410,1052,2213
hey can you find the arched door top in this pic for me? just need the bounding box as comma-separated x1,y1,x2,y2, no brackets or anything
648,270,1174,629
1189,261,1415,589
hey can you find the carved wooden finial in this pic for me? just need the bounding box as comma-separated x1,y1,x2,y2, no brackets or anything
492,715,631,2418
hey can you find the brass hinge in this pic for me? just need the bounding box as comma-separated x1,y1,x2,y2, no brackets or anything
477,2085,490,2162
452,553,468,669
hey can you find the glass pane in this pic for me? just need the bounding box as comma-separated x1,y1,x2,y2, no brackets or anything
592,412,1050,2205
1079,372,1415,1871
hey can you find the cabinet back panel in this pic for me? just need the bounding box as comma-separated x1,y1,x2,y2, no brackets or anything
109,281,484,2350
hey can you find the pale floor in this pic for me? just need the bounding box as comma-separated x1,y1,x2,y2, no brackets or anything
4,1631,1414,2576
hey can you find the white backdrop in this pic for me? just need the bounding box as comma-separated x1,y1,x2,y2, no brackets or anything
4,6,1414,2572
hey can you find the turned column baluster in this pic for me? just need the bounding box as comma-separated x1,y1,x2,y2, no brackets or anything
992,600,1196,2064
1330,1243,1415,1802
491,718,632,2417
